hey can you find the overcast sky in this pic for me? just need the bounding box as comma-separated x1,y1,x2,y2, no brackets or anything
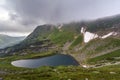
0,0,120,36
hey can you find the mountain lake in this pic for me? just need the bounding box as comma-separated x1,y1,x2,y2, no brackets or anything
11,54,79,68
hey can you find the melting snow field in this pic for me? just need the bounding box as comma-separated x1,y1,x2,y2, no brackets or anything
84,32,98,43
101,32,117,39
81,27,117,43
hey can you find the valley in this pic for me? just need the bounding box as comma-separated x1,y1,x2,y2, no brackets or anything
0,34,25,49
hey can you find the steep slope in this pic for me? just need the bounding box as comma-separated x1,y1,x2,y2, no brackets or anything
24,24,55,44
48,27,75,46
0,24,57,55
2,23,82,55
70,34,83,48
88,49,120,64
0,34,25,49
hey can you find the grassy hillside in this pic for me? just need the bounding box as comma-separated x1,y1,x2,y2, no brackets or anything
69,34,83,48
80,37,120,56
23,24,55,44
88,49,120,64
48,28,75,46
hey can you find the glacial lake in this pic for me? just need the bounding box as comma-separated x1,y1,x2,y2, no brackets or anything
11,54,79,68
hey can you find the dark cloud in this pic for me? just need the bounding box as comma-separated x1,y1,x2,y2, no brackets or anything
7,0,120,23
0,0,120,34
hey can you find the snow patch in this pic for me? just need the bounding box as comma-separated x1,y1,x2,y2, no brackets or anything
101,32,117,39
84,32,98,43
113,32,118,36
82,65,89,68
81,27,86,34
81,27,84,33
80,27,118,43
83,65,87,68
58,24,63,29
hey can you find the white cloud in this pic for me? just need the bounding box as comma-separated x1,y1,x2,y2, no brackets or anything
0,32,30,37
0,0,6,5
0,7,10,21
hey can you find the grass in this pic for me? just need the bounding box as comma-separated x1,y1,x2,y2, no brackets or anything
70,34,83,48
98,64,120,72
0,50,120,80
0,65,120,80
49,29,75,46
80,37,120,56
88,49,120,64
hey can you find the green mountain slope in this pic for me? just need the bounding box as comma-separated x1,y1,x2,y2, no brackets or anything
48,28,75,46
69,34,83,48
88,49,120,64
0,25,56,54
24,24,55,44
80,37,120,56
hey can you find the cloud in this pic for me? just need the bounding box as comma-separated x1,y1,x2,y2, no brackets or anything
0,20,30,32
7,0,120,23
0,0,120,35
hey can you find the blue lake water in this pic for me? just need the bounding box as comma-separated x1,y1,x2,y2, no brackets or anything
11,54,79,68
